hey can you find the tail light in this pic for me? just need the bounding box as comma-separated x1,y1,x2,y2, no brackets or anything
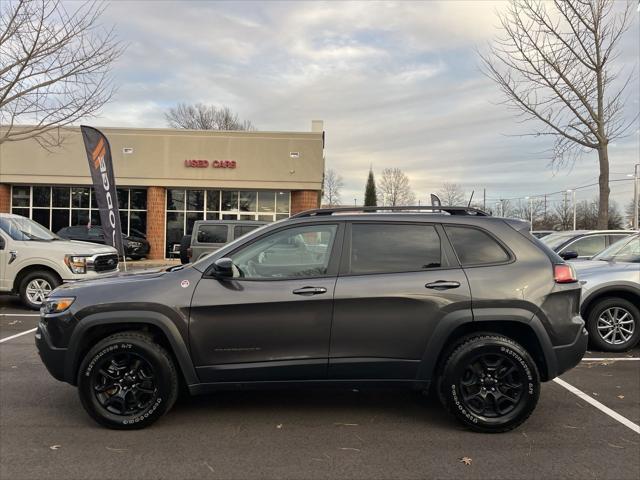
554,263,577,283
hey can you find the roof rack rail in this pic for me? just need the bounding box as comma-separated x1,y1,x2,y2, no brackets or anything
291,205,490,218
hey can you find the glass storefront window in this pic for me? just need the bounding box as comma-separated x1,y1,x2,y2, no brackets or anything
52,187,70,208
33,187,50,207
187,190,204,211
239,191,257,212
276,191,290,213
167,189,185,211
258,191,275,213
11,186,147,237
221,191,238,211
11,186,30,207
206,190,220,211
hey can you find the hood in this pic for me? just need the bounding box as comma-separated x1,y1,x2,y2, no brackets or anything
54,268,167,293
574,259,639,277
18,238,117,255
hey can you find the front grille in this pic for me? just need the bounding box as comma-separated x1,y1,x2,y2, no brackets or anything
93,254,119,272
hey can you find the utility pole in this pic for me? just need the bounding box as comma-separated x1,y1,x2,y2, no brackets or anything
526,196,533,231
567,189,576,230
633,164,639,230
483,188,486,211
563,191,568,230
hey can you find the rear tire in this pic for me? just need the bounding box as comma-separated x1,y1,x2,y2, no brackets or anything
77,331,178,429
586,298,639,352
19,270,60,310
439,334,540,433
179,235,192,264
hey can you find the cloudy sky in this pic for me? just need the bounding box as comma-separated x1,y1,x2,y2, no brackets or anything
95,0,640,211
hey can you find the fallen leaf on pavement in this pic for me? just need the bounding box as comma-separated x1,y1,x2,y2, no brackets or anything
617,395,625,399
49,445,61,450
460,457,472,466
276,424,283,429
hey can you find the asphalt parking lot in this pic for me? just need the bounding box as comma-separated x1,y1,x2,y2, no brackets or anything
1,296,638,480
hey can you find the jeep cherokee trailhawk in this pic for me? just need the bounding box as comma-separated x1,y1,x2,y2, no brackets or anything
35,206,587,432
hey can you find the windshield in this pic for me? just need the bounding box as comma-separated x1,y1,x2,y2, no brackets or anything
592,235,640,263
541,232,575,250
0,216,59,241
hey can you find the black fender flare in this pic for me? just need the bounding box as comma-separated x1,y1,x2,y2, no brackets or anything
416,309,558,383
65,310,199,386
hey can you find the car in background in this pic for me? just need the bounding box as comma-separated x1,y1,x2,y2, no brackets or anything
179,220,267,264
574,233,640,352
0,213,118,309
57,225,150,260
541,230,636,260
531,230,554,239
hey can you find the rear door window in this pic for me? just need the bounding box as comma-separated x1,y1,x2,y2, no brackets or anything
445,226,510,266
348,223,442,274
197,225,228,244
565,235,606,257
233,225,260,239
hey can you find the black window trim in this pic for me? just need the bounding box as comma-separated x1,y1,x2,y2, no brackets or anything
338,220,454,277
443,223,515,268
203,221,345,282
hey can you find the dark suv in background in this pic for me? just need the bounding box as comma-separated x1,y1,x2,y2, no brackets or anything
36,206,587,432
57,225,150,260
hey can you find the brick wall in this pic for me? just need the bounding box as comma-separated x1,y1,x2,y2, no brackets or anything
0,184,10,213
146,186,166,259
290,190,320,214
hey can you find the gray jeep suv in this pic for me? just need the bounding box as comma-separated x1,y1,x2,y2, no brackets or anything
35,206,587,432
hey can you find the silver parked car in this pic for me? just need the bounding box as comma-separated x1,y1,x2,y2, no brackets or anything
574,233,640,352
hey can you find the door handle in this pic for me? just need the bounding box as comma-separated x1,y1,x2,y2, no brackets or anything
292,286,327,296
425,280,460,290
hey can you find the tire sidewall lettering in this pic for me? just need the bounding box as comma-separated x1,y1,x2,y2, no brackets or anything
85,343,133,377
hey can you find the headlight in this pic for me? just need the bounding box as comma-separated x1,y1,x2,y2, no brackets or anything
41,297,75,314
64,255,87,274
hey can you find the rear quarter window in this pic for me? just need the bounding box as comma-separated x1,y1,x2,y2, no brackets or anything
196,225,228,244
445,225,510,266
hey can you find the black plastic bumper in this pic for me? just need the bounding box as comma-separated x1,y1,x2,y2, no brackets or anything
552,326,588,377
35,321,68,383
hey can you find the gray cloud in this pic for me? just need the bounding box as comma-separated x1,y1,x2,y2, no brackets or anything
95,0,639,209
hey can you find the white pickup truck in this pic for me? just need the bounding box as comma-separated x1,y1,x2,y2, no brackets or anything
0,213,119,309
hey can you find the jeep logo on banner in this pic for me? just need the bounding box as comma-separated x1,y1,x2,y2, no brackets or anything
80,126,124,257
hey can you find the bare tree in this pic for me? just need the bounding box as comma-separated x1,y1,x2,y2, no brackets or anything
165,103,255,131
438,183,466,206
0,0,124,148
554,192,574,230
322,168,343,206
625,198,639,229
481,0,635,229
513,198,545,227
378,168,415,206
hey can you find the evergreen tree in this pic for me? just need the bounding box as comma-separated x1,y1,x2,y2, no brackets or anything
364,169,377,206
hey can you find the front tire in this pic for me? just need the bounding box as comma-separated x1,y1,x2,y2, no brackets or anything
77,331,178,429
586,298,639,352
19,270,60,310
439,334,540,433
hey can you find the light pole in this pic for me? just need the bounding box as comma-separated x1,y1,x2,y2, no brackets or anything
525,196,533,231
567,189,576,230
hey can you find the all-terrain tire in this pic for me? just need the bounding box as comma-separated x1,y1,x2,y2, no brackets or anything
77,331,179,429
439,334,540,433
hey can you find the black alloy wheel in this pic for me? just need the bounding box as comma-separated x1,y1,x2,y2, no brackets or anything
92,352,158,416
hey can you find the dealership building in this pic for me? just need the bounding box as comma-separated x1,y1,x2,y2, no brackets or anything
0,122,324,259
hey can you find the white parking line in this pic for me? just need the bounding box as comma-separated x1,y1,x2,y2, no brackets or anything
553,377,640,434
0,313,40,317
582,357,640,361
0,328,37,344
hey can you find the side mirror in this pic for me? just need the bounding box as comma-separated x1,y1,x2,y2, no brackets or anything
561,250,579,260
0,236,4,250
210,257,234,278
